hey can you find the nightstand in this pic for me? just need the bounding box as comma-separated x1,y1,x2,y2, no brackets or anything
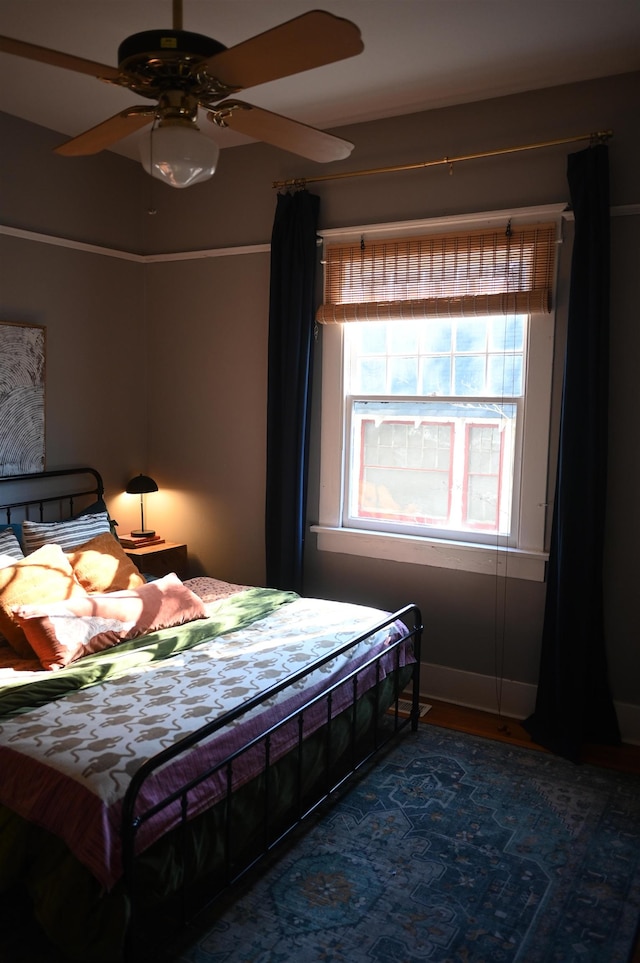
125,542,188,579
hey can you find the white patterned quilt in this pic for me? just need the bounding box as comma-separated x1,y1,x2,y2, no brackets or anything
0,586,414,890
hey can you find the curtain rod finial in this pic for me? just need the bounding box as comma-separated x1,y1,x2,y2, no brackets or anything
590,129,613,146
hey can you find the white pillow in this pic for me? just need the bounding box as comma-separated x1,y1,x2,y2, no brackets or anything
22,511,111,554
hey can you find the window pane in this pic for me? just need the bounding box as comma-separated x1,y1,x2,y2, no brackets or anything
357,357,387,393
490,315,524,352
454,355,485,395
389,322,420,354
389,357,418,394
468,425,501,473
346,314,526,401
355,323,386,354
465,425,502,528
350,400,516,536
421,356,451,395
487,354,523,396
466,474,499,524
422,424,452,469
455,318,487,353
358,418,452,522
360,467,450,520
422,319,452,353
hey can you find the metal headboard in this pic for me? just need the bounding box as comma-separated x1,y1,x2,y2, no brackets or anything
0,467,104,524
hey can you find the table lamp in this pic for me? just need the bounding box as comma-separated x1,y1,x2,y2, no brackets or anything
125,474,158,537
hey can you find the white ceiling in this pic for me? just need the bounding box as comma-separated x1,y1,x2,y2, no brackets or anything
1,0,639,162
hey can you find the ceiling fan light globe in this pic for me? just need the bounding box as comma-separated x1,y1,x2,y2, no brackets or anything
139,124,220,189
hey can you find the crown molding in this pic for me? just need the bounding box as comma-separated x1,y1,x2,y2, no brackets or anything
2,204,637,261
0,224,269,261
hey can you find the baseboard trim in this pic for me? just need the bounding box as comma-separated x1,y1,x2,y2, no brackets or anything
419,662,640,746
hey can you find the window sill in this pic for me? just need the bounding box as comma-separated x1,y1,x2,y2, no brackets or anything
310,525,547,582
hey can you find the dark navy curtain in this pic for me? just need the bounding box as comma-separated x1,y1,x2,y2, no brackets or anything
265,190,320,593
524,145,620,761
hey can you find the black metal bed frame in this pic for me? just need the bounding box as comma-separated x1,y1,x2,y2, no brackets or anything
0,466,104,523
122,603,422,954
0,467,423,960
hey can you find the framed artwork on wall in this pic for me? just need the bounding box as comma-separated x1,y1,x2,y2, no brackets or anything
0,321,46,476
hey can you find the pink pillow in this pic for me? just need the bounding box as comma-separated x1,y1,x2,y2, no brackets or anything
13,573,208,670
0,543,88,658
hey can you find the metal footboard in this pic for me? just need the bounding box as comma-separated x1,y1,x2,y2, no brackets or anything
122,603,422,956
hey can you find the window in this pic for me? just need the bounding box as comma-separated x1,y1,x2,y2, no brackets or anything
345,315,522,540
312,209,563,581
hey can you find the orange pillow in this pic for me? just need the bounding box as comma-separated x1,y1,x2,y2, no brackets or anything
0,543,87,657
13,572,208,670
67,532,145,593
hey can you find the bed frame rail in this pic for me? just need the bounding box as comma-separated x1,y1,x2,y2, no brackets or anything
0,467,104,523
123,603,422,955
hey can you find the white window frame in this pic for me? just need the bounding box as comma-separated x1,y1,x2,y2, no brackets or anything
311,205,567,582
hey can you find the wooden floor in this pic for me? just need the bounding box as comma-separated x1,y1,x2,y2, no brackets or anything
420,699,640,775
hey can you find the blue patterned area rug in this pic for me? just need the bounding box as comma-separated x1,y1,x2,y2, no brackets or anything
166,726,640,963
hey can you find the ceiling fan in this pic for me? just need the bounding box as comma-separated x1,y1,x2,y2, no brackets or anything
0,1,364,188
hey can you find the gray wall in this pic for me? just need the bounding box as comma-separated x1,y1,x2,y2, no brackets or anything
1,70,638,722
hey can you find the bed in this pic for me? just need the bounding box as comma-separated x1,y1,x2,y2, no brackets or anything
0,467,422,962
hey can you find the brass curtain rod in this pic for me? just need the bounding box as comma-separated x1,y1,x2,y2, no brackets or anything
272,129,613,190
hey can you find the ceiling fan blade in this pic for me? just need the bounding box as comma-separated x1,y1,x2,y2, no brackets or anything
54,108,154,156
211,101,354,163
202,10,363,92
0,34,120,80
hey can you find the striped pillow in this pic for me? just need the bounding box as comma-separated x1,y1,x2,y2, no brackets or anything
0,527,24,560
22,511,112,554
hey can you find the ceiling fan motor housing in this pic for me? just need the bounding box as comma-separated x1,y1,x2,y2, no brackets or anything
117,30,230,99
118,30,226,66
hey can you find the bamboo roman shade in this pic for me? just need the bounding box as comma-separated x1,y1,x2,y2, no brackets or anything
316,222,557,323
